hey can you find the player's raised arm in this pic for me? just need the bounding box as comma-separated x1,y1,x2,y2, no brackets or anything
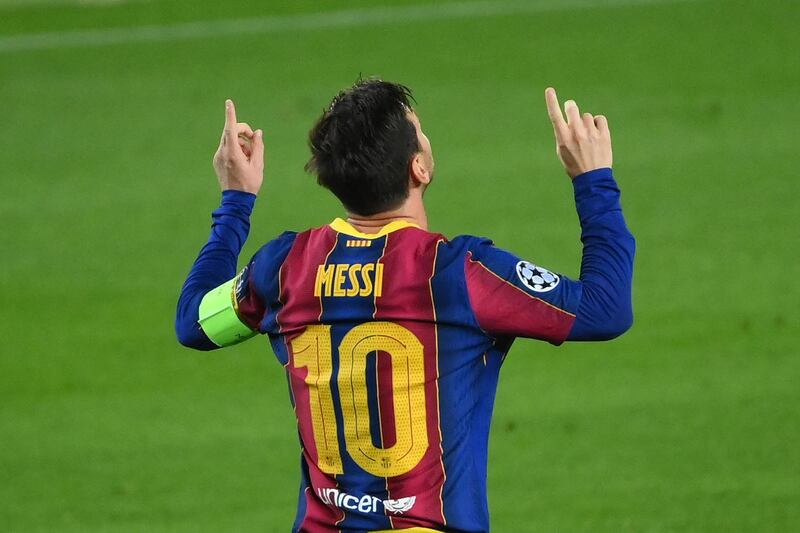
175,100,266,350
464,89,634,343
545,87,635,340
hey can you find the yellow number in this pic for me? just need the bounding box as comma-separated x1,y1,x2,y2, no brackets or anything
290,322,428,478
291,325,343,474
338,322,428,477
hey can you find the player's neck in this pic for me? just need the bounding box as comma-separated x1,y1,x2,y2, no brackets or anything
345,195,428,234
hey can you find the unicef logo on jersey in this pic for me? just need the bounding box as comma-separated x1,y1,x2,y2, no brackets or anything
317,488,416,515
516,261,560,293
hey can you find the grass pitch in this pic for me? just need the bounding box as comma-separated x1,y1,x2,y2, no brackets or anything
1,0,798,531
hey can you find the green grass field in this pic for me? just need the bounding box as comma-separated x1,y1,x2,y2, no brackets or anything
1,0,798,531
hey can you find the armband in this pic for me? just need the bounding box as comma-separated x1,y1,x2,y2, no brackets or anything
198,278,257,347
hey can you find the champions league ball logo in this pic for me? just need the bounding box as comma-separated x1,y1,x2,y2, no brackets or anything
516,261,560,293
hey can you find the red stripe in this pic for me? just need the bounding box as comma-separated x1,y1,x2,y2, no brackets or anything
236,267,265,330
279,227,337,334
278,227,344,532
465,253,575,343
301,461,346,533
374,229,446,529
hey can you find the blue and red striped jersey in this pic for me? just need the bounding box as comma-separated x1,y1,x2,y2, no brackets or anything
176,168,635,533
233,218,581,533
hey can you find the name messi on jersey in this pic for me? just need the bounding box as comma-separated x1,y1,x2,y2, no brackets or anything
314,262,384,298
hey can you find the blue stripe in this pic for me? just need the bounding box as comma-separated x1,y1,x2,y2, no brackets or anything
291,453,311,533
320,234,392,532
365,352,383,449
255,232,303,531
255,230,298,365
432,238,496,532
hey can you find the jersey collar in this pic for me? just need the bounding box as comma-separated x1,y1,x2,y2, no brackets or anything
329,217,421,239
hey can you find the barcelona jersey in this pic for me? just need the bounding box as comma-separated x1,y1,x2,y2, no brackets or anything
229,217,581,533
176,168,635,533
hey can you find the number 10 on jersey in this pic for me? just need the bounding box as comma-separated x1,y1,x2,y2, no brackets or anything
290,322,429,478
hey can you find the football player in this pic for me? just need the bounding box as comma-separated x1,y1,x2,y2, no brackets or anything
176,80,635,533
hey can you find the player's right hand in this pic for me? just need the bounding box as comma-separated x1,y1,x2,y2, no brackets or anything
212,99,264,194
545,88,612,179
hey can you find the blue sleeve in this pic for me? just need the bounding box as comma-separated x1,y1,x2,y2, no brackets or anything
175,190,256,350
567,168,636,341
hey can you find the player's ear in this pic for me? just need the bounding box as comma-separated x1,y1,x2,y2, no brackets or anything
409,153,431,187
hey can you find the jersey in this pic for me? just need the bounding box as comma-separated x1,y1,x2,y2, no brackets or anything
229,217,583,533
177,168,634,531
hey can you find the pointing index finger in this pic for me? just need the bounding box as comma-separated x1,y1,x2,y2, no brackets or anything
545,87,565,126
545,87,569,143
225,99,237,125
224,99,239,144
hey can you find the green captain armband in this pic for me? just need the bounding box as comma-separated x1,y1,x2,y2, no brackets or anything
198,278,257,347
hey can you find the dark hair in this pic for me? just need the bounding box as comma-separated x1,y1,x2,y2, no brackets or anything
305,79,420,216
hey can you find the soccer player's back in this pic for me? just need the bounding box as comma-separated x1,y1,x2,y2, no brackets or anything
248,220,460,531
176,80,634,532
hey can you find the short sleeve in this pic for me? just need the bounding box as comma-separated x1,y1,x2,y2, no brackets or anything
463,238,582,344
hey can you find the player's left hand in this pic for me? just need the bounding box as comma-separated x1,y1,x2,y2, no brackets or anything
545,88,612,179
212,99,264,194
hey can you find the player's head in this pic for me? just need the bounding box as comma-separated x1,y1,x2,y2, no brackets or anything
306,79,434,216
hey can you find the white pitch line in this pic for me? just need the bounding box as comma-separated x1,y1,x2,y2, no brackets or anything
0,0,702,54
